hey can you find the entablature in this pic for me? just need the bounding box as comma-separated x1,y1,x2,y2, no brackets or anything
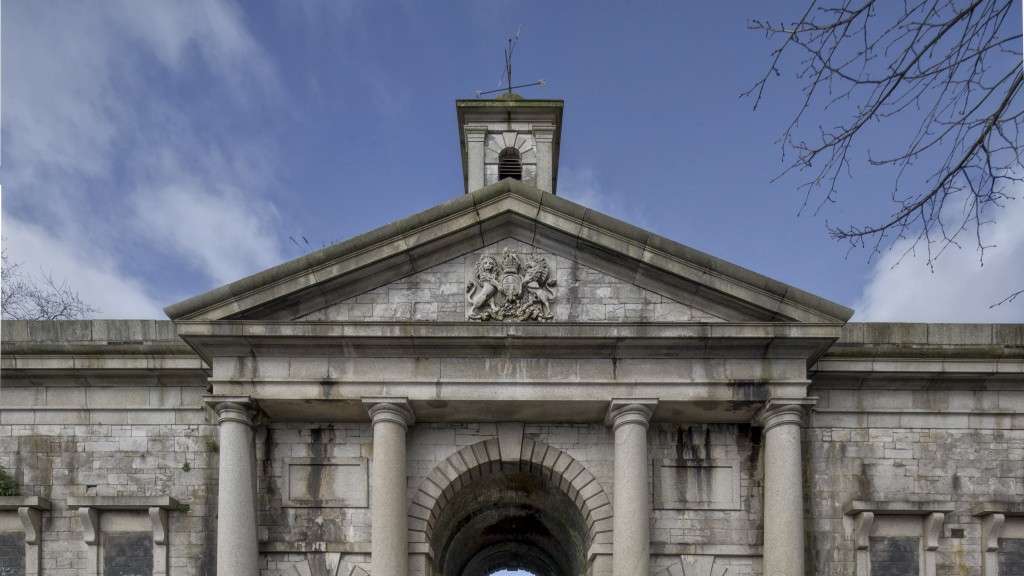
182,321,838,424
177,320,843,364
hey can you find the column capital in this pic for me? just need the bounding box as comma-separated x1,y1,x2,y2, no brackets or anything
605,399,657,430
531,124,556,142
464,124,488,141
206,397,257,426
363,398,415,428
755,398,816,433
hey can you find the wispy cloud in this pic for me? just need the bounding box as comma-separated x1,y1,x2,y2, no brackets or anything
3,216,164,319
2,1,286,315
855,190,1024,322
559,166,650,227
131,178,284,286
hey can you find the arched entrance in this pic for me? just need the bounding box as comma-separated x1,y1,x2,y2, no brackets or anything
410,434,611,576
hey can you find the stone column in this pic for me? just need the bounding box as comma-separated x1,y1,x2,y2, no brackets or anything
364,398,415,576
214,400,259,576
533,124,556,193
757,399,811,576
465,125,487,193
606,399,657,576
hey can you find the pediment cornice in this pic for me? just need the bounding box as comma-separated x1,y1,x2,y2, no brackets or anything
165,180,853,324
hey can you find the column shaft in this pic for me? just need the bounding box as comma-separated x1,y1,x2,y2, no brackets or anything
366,400,415,576
759,402,807,576
215,402,259,576
607,400,656,576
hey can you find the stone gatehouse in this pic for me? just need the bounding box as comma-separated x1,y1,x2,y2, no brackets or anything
1,96,1023,576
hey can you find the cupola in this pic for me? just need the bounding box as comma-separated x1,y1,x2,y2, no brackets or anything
456,94,563,194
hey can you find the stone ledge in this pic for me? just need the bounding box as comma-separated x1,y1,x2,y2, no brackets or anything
1,319,181,343
845,500,956,516
0,496,51,511
177,320,843,339
973,502,1024,516
837,323,1024,348
1,353,204,370
66,496,181,511
649,543,763,556
813,357,1024,375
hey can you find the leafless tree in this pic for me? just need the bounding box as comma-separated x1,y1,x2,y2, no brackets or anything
2,246,97,320
747,0,1023,300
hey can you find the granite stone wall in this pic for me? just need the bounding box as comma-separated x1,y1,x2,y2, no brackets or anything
806,385,1024,576
0,320,215,576
0,394,216,576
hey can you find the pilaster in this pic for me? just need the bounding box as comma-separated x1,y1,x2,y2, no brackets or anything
533,124,556,193
465,125,488,193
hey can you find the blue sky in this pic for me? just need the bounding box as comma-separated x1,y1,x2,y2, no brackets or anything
2,1,1022,322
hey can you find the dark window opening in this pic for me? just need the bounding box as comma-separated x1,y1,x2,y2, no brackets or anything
498,147,522,180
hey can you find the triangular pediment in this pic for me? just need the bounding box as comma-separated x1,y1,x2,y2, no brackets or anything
296,238,727,322
165,180,852,323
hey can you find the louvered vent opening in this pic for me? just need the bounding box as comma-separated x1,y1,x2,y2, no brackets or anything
498,147,522,180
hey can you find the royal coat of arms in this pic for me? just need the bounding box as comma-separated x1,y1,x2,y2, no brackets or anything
466,248,557,321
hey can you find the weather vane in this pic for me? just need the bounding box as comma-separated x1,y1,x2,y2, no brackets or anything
476,28,545,98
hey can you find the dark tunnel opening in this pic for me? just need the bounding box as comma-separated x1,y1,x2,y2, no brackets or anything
431,463,589,576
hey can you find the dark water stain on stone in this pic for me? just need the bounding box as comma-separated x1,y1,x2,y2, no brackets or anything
201,437,219,576
308,428,326,502
739,423,762,470
261,427,275,495
733,382,769,402
257,427,287,533
675,425,715,505
319,380,335,399
857,461,873,499
306,427,336,505
675,426,688,461
566,259,581,321
307,553,331,576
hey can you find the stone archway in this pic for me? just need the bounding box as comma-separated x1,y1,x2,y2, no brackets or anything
409,426,612,576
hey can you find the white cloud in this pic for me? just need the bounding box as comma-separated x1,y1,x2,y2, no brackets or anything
854,194,1024,322
1,1,285,315
3,1,276,187
111,0,278,98
2,216,164,319
131,181,284,285
559,167,650,227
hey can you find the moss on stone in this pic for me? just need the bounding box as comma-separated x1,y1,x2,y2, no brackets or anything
0,467,17,497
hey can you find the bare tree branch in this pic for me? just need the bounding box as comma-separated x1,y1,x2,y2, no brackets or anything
2,245,97,320
747,0,1023,304
990,287,1024,308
